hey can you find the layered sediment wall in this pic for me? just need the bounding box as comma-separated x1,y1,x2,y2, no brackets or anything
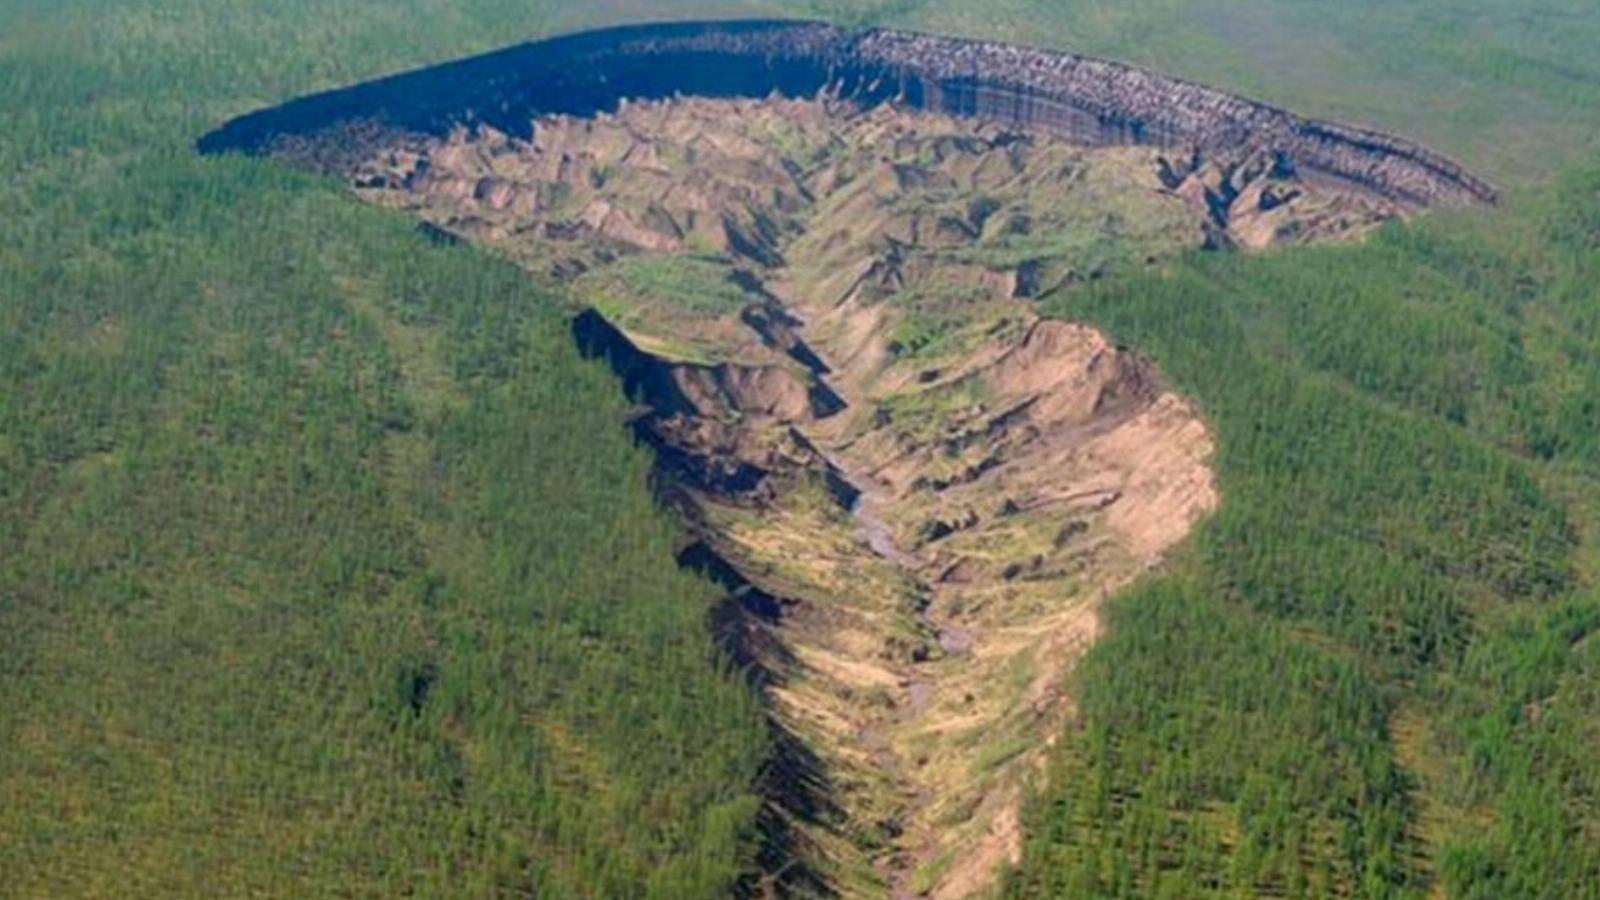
199,19,1494,207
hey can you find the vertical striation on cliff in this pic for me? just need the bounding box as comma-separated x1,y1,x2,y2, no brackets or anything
200,19,1494,210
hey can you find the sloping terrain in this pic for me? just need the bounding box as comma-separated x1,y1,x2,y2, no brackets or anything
10,3,1600,900
335,92,1433,895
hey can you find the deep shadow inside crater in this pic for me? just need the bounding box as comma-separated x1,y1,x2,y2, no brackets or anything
200,18,1493,208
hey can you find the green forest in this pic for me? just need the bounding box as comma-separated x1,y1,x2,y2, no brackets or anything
5,0,1600,897
1008,168,1600,898
2,1,772,896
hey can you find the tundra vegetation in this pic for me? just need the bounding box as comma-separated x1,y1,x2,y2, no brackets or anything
3,0,1600,899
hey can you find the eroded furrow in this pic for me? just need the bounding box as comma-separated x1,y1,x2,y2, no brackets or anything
332,93,1397,896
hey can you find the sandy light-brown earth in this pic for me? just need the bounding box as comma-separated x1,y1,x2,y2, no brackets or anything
344,93,1408,897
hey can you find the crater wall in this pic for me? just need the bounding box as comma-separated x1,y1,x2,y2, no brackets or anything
192,23,1490,896
199,19,1495,207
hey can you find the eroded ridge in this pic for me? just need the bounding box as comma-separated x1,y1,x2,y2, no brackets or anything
338,96,1237,897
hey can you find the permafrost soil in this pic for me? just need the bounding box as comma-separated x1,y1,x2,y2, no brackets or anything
348,96,1323,897
200,20,1493,899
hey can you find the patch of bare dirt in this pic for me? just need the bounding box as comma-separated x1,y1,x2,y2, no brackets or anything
340,92,1405,897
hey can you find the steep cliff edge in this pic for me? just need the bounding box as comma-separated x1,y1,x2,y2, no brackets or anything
199,19,1494,209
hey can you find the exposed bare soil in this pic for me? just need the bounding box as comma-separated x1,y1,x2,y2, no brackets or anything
343,93,1408,897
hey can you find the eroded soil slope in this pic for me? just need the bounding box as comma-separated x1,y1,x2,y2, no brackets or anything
344,95,1401,896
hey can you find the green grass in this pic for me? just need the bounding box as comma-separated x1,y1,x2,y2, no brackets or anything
877,377,987,444
579,253,756,319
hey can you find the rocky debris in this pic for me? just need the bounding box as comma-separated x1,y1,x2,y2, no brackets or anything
677,364,817,422
1157,146,1398,248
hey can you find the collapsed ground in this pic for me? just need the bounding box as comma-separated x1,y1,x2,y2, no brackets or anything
347,94,1415,897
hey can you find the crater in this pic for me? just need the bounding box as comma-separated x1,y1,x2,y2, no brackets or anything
200,19,1491,899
